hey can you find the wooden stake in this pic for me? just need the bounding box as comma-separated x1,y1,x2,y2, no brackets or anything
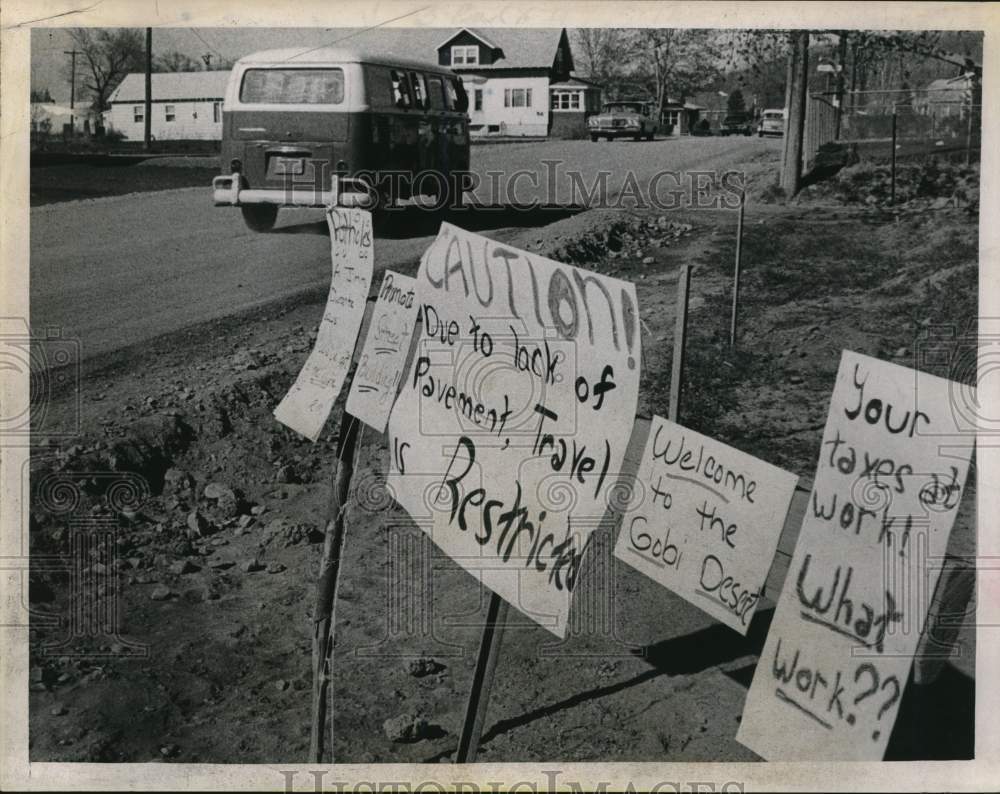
668,264,692,423
456,591,510,763
729,191,746,349
890,108,898,205
310,411,361,763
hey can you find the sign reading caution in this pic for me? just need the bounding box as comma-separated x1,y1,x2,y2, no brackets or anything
387,223,641,638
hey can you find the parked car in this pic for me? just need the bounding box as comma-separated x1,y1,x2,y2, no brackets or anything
212,47,470,231
588,101,658,141
757,108,786,137
719,114,753,136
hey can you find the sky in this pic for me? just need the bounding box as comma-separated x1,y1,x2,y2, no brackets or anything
32,27,982,106
31,27,394,104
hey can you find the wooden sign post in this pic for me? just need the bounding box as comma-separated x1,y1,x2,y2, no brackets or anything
309,274,421,762
669,264,692,423
455,593,510,763
310,411,361,762
729,191,746,349
452,257,691,765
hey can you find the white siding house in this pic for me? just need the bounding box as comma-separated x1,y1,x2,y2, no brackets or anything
105,71,230,141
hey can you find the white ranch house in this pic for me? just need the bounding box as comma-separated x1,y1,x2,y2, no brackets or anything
105,71,230,141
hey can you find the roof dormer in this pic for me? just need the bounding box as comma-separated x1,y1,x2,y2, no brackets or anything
437,28,501,68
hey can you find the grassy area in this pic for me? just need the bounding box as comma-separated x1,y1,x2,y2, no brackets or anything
674,205,978,475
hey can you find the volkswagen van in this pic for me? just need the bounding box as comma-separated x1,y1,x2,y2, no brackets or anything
212,48,471,231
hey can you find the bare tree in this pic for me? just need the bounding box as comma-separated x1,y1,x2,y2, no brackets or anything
67,28,144,111
573,28,625,85
625,29,722,118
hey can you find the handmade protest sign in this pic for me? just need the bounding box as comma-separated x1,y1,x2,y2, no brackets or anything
346,270,419,433
614,416,798,634
737,350,975,760
274,208,373,442
386,223,641,638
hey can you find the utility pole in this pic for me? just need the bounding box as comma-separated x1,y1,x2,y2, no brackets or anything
63,49,78,134
144,28,152,152
780,30,809,197
835,31,848,138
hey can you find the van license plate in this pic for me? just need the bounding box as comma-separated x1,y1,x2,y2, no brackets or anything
272,157,304,175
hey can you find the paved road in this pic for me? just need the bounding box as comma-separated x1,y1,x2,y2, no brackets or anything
30,137,774,362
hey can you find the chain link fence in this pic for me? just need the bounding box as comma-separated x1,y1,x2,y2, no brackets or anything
826,88,981,164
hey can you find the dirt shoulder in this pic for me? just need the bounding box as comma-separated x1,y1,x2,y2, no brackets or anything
28,183,978,763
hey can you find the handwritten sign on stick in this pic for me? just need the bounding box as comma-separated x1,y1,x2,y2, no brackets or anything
614,416,798,634
346,271,418,433
737,350,975,760
274,208,374,441
386,223,641,638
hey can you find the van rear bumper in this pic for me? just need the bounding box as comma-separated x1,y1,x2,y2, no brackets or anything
211,175,375,209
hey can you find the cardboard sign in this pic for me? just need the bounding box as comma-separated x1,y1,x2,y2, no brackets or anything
274,208,373,441
737,350,975,760
614,416,798,634
386,223,641,638
346,270,419,433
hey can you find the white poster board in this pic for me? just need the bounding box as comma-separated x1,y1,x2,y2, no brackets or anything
738,350,975,760
346,270,419,433
614,416,798,634
274,208,374,442
386,223,641,638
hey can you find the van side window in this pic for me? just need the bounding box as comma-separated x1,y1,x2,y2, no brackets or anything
443,78,458,110
450,77,469,113
409,71,427,109
426,76,446,110
390,70,412,108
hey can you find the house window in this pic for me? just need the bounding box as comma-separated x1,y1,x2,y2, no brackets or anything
551,90,581,110
451,45,479,66
474,89,483,112
133,106,143,123
164,104,176,122
213,102,221,122
504,88,532,108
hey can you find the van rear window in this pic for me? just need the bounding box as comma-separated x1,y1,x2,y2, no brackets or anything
239,68,345,105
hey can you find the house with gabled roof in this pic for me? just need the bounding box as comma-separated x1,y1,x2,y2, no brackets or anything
435,27,601,137
105,71,231,141
317,26,601,137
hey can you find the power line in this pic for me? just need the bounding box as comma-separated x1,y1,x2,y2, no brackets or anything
188,28,227,64
281,6,430,62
